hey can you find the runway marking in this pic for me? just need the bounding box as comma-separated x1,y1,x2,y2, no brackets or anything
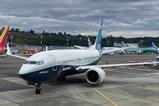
95,88,118,106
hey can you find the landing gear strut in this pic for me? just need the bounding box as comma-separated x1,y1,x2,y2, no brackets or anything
35,83,42,94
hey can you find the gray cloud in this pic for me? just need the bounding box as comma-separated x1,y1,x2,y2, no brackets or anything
0,0,159,37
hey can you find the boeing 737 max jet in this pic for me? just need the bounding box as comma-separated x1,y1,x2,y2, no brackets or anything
7,20,158,94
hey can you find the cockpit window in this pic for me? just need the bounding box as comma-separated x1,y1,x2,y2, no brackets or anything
25,61,44,65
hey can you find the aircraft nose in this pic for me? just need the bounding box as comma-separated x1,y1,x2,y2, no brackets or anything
19,65,29,75
18,64,34,82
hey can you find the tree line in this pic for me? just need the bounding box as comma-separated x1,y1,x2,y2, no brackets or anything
4,28,159,47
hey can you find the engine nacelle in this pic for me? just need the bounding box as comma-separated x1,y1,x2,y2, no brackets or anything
85,67,105,85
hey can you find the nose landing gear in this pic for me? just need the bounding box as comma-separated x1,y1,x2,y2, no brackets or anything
35,83,42,94
35,87,41,94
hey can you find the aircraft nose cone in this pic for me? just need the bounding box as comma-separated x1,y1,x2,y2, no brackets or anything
18,64,39,83
18,65,33,81
19,65,28,75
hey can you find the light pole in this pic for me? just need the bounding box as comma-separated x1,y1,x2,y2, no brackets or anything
40,35,43,51
66,39,69,46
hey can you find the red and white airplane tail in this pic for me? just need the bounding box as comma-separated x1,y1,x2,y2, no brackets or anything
0,25,9,55
0,25,9,48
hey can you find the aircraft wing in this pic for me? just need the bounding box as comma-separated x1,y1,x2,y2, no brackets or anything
77,61,159,70
6,44,28,60
101,47,128,55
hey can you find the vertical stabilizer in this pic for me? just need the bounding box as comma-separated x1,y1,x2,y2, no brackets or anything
0,25,9,48
150,42,157,48
91,19,103,51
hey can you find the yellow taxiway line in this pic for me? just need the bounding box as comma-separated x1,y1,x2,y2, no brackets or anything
95,88,118,106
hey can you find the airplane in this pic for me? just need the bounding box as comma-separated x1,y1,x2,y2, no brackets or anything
125,47,158,54
6,19,158,94
149,42,159,53
102,41,127,55
124,42,158,54
150,42,157,48
74,36,128,54
0,25,9,57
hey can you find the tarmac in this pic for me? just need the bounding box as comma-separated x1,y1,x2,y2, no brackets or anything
0,54,159,106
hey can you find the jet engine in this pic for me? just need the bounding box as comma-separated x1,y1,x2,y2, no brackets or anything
85,67,105,85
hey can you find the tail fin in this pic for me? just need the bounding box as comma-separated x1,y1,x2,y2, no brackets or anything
91,19,103,51
150,42,157,48
0,25,9,48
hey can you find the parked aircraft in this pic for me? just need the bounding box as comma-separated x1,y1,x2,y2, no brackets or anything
74,36,127,54
0,25,9,57
150,42,157,48
150,42,159,53
125,47,157,54
124,42,158,54
102,41,127,55
7,19,158,94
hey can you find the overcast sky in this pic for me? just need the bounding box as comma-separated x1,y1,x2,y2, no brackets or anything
1,0,159,37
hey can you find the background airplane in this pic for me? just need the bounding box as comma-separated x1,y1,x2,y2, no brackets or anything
150,42,157,48
124,42,158,54
150,42,159,53
102,41,127,55
74,37,128,54
7,19,158,94
0,25,9,56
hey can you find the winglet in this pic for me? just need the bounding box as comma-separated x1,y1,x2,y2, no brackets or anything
6,43,11,55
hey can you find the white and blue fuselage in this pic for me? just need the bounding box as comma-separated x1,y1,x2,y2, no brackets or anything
19,49,101,84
